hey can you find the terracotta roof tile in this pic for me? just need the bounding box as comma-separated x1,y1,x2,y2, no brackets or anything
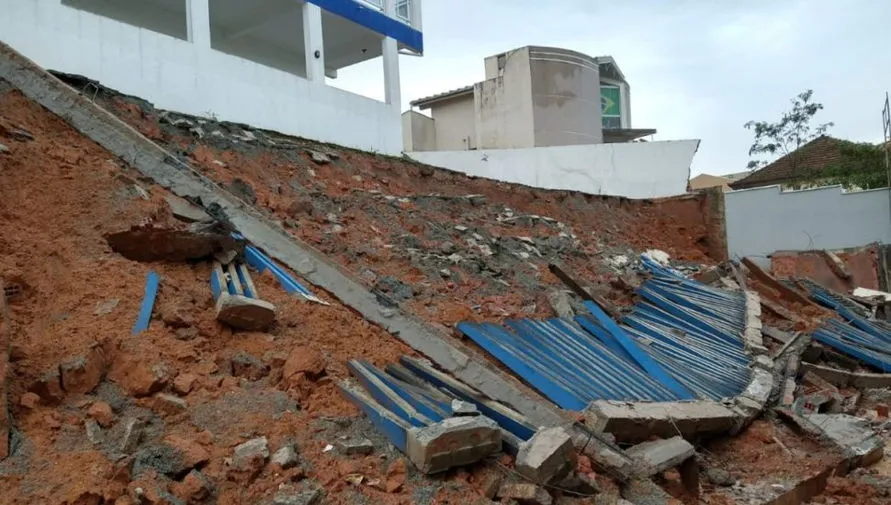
731,136,854,189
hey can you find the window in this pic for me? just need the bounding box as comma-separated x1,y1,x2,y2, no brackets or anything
396,0,411,21
600,84,622,129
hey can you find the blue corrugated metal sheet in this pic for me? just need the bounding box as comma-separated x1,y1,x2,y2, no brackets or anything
456,254,752,408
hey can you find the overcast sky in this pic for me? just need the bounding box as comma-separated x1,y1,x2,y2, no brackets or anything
334,0,891,175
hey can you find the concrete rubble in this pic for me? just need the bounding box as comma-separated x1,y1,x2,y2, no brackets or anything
515,427,577,485
406,416,501,474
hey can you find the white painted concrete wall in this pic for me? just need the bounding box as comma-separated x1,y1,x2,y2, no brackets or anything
430,95,476,150
407,140,700,199
1,0,403,154
725,185,891,262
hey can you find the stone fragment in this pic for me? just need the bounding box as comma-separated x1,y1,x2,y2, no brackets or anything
230,352,269,380
406,416,501,474
547,291,575,320
155,393,188,414
625,436,695,475
20,392,40,409
335,438,373,456
110,358,169,397
516,427,576,485
555,472,600,495
164,434,210,470
231,437,269,476
85,418,103,445
164,195,211,224
120,418,144,454
171,470,213,503
705,467,733,487
496,483,553,505
271,444,300,469
273,486,322,505
173,373,198,396
451,399,480,417
30,368,64,402
88,401,115,428
385,459,406,493
215,294,275,331
306,149,331,165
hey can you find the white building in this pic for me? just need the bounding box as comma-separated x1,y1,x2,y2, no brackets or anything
0,0,423,155
403,46,655,153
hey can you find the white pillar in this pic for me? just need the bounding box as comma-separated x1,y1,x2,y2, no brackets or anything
186,0,211,47
382,0,401,108
409,0,422,31
302,2,325,82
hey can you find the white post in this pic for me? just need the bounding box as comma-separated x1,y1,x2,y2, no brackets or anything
186,0,211,47
382,0,401,108
302,2,325,82
410,0,422,31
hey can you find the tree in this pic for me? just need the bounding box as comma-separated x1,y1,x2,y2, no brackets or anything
814,142,888,190
744,89,834,171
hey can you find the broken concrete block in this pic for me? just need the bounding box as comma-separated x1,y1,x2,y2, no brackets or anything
497,482,552,505
336,438,373,455
806,413,885,469
547,291,575,321
406,416,501,474
215,294,275,331
105,223,238,262
164,195,211,223
85,418,102,445
622,478,674,505
476,472,503,499
515,427,576,485
271,444,299,469
625,436,695,475
585,400,740,442
119,418,144,453
451,399,480,417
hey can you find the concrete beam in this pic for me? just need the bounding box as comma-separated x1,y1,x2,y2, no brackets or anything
625,436,695,476
515,427,576,485
585,400,741,443
0,41,637,481
406,416,501,474
801,362,891,389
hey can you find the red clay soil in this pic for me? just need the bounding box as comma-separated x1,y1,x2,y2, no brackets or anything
0,88,501,504
89,86,721,332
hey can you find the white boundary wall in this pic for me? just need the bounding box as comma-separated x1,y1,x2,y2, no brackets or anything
406,139,699,199
725,185,891,261
0,0,403,154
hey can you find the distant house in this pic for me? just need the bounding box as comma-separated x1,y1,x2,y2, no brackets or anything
730,136,852,190
690,172,748,192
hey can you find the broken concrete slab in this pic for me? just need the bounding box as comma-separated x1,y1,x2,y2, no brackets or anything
515,427,576,485
585,400,740,443
215,294,275,331
625,436,695,476
807,413,885,470
335,438,373,456
164,194,211,223
406,416,501,474
105,223,239,262
800,362,891,389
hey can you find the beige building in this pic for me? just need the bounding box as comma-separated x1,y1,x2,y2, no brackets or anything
689,172,749,192
403,46,655,152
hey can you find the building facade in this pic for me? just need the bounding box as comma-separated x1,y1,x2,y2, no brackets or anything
403,46,654,152
1,0,423,155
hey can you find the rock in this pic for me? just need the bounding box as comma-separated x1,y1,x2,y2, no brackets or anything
231,437,269,477
164,434,210,470
119,418,144,454
406,417,501,474
555,472,600,495
164,195,211,223
171,470,213,503
215,294,276,331
214,249,238,266
60,347,106,395
336,438,374,456
0,142,8,154
158,303,195,329
705,467,733,487
306,149,331,165
385,459,407,493
516,427,577,485
283,346,325,380
133,444,193,479
87,401,115,428
30,368,64,403
440,241,457,254
94,298,120,315
230,352,269,380
173,373,198,396
271,444,300,469
104,223,238,262
175,328,199,341
110,358,169,397
155,393,188,414
419,165,435,177
273,486,323,505
476,472,503,499
228,178,257,204
546,291,575,321
85,418,103,445
20,392,40,409
496,483,553,505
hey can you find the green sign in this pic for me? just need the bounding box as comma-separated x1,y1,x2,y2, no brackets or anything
601,85,621,117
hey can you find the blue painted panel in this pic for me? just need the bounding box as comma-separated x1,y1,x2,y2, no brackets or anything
210,269,223,300
347,361,431,427
307,0,423,53
132,271,160,335
339,381,410,451
582,300,694,400
356,360,448,421
236,265,255,298
243,244,318,300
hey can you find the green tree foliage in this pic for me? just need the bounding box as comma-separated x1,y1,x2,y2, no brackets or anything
817,142,888,190
744,89,834,170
